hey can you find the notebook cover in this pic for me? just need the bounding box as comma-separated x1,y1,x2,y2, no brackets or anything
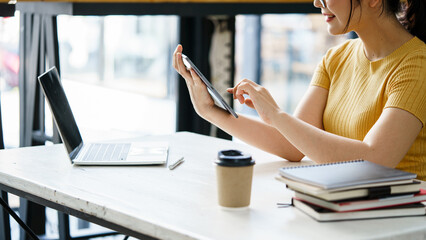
279,160,417,190
285,180,421,201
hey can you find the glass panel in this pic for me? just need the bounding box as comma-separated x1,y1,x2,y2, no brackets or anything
235,14,350,115
55,15,179,141
0,13,20,148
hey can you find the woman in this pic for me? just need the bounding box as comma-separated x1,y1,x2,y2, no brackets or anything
173,0,426,179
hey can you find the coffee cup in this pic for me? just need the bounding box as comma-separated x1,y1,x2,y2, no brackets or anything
215,149,255,208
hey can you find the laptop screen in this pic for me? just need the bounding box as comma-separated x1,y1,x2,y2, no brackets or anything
38,67,83,160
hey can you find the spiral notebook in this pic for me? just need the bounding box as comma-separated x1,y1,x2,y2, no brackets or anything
279,160,417,190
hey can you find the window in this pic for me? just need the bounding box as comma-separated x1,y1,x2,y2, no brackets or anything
0,14,19,148
235,14,350,116
50,15,179,141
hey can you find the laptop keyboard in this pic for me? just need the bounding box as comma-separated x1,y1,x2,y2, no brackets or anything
82,143,131,161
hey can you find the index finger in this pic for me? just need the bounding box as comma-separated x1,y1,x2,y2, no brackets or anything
232,79,250,99
235,83,252,104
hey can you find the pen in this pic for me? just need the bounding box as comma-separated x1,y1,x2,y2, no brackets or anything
169,157,185,170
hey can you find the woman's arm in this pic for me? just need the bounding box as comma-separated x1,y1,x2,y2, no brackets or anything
173,45,326,161
203,109,304,161
207,84,330,161
233,79,422,167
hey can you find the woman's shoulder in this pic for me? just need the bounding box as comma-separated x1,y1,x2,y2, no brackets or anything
402,37,426,59
387,37,426,94
409,37,426,51
393,37,426,70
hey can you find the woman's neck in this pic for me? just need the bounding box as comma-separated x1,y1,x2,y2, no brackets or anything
355,15,413,61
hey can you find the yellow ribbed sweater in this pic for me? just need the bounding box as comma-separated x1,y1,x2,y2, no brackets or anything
311,37,426,180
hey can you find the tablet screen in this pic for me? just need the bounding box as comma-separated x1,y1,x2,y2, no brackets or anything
181,54,238,118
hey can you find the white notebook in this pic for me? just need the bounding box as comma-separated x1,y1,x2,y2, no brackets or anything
279,160,417,190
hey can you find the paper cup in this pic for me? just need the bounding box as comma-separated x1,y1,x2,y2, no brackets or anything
215,150,255,208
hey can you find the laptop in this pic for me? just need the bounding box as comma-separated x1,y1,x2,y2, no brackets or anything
38,66,169,166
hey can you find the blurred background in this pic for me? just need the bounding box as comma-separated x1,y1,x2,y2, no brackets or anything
0,12,349,238
0,13,348,148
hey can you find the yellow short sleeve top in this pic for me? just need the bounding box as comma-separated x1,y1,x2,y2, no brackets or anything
311,37,426,180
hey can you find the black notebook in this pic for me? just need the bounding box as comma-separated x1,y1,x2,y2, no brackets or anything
279,160,417,190
278,178,421,201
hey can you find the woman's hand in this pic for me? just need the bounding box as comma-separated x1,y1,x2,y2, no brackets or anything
172,45,216,119
227,79,282,125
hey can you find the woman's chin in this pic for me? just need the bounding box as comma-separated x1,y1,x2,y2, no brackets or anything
327,26,345,36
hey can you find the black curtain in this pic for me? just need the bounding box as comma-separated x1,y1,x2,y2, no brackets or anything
177,16,235,140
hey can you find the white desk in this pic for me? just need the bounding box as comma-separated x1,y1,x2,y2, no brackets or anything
0,132,425,240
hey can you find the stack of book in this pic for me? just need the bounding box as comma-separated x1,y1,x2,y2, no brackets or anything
276,160,426,221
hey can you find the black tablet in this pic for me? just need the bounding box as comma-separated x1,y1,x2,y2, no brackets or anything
181,54,238,118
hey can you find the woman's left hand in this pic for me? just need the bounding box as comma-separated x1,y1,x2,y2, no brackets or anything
227,79,282,125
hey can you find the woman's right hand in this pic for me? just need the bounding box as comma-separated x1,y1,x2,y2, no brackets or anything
172,44,217,119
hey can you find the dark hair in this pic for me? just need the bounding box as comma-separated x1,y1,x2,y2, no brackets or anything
345,0,426,43
397,0,426,42
343,1,354,33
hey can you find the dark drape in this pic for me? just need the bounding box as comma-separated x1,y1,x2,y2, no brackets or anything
177,16,235,140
